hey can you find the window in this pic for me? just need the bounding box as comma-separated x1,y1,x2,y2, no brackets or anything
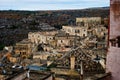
75,29,80,33
80,22,84,26
110,39,116,47
112,41,115,47
53,37,55,40
75,30,77,33
117,36,120,47
83,34,85,37
110,36,120,48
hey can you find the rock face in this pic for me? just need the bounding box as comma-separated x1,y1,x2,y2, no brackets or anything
106,0,120,80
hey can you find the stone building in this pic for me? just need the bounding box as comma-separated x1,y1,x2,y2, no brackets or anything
76,17,101,26
28,31,58,44
14,39,34,59
93,25,108,38
55,33,80,49
62,26,87,37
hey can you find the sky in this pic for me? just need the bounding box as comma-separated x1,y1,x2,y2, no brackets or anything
0,0,110,10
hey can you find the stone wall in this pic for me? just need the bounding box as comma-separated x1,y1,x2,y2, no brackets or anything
106,0,120,80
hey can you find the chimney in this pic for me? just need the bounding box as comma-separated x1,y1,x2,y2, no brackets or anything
70,55,75,70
